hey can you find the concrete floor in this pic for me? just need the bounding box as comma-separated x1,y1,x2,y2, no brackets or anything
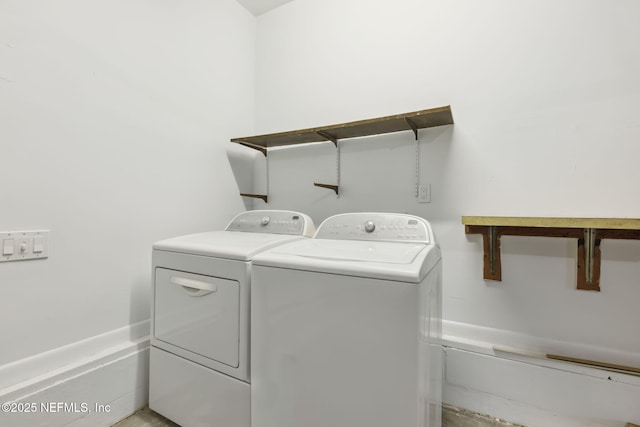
442,405,526,427
112,405,525,427
112,408,178,427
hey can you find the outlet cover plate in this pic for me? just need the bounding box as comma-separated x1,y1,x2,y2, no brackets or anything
418,184,431,203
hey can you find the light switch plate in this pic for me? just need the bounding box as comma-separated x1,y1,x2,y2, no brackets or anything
2,239,14,255
0,230,49,262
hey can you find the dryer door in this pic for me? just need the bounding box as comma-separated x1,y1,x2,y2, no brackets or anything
154,268,240,368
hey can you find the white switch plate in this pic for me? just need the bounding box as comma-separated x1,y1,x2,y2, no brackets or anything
418,184,431,203
0,230,49,262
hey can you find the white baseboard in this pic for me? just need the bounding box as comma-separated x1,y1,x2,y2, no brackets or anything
442,320,640,427
0,322,150,427
442,319,640,370
3,318,639,427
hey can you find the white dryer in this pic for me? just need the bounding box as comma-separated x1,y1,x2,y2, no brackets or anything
149,210,315,427
251,212,443,427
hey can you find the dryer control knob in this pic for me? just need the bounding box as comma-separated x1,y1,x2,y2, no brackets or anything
261,216,271,226
364,221,376,233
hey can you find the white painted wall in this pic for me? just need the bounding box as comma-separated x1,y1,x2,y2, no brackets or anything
253,0,640,425
0,0,254,422
2,0,639,424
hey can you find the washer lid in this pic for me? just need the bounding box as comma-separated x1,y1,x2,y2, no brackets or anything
153,231,309,261
282,239,426,264
253,239,440,283
253,213,440,282
152,210,315,261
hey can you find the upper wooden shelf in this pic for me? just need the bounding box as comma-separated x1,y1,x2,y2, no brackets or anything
231,106,453,152
462,216,640,230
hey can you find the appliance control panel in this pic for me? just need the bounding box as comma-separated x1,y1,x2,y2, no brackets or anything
315,213,433,243
226,210,314,236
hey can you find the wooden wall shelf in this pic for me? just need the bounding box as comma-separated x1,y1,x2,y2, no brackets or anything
462,216,640,291
232,106,453,203
230,106,453,153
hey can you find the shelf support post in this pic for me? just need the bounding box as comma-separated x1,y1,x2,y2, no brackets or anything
584,228,596,285
577,228,601,291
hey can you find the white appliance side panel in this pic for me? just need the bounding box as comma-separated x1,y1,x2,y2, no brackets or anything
251,266,422,427
155,268,240,368
149,347,250,427
421,260,443,427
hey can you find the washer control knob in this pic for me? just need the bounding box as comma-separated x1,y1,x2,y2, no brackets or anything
261,216,270,226
364,221,376,233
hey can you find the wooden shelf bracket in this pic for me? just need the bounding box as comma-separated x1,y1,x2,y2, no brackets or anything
487,226,501,280
463,216,640,292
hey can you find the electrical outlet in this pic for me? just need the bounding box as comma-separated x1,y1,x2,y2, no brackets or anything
418,184,431,203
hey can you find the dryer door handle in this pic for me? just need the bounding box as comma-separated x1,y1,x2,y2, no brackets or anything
170,276,217,297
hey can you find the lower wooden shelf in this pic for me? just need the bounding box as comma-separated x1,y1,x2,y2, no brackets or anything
462,216,640,291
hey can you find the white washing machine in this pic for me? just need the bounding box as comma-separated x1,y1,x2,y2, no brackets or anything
251,212,443,427
149,210,315,427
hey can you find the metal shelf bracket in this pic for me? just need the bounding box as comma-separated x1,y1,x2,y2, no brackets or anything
577,228,601,291
240,193,268,203
237,142,267,157
313,139,341,197
316,131,338,147
313,183,339,195
405,117,419,140
239,149,269,203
